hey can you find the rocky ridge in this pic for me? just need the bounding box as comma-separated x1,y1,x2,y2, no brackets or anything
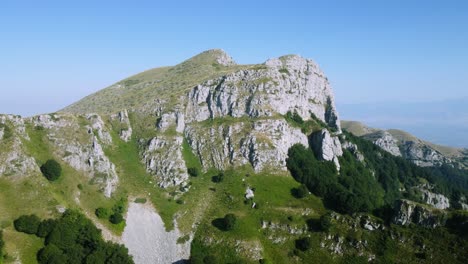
341,120,464,167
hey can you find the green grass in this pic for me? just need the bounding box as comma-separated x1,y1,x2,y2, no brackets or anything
188,166,328,263
102,128,182,230
182,138,202,171
61,50,250,115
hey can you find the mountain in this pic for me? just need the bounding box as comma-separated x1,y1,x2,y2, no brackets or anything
1,50,467,264
338,99,468,148
341,120,468,168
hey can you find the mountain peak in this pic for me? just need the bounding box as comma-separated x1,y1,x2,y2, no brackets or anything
181,49,236,66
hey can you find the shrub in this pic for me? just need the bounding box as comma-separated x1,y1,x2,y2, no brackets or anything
14,214,41,234
286,111,304,125
37,244,66,263
319,213,332,232
40,159,62,181
15,210,133,264
187,167,200,177
134,198,147,204
212,172,225,183
95,208,110,219
36,219,57,238
203,255,217,264
212,213,237,231
223,214,237,231
292,184,308,198
295,237,312,251
109,213,124,225
112,198,126,214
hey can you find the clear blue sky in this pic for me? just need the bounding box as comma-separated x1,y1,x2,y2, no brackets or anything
1,0,467,116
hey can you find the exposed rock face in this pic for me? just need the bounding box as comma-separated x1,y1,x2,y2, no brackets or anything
341,121,459,167
184,119,308,172
185,55,340,131
0,115,39,177
33,114,119,197
412,184,450,210
112,109,133,142
140,54,345,187
211,49,236,66
0,137,39,177
142,136,188,188
400,141,448,167
364,131,401,156
342,141,364,162
392,200,447,228
310,129,343,170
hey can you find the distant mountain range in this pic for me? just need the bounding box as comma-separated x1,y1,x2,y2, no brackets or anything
337,98,468,148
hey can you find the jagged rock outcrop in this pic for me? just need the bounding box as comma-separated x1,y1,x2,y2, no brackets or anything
185,55,340,131
33,114,119,197
142,136,188,188
0,115,39,176
310,129,343,170
184,119,308,172
400,141,449,167
342,140,364,162
392,200,447,228
413,184,450,209
341,121,460,167
210,49,236,66
137,53,343,187
111,109,133,142
364,131,401,156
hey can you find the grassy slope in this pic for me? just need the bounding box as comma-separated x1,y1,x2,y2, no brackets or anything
61,50,255,114
0,122,125,263
188,165,329,264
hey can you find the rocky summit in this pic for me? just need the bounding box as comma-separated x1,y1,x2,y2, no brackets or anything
1,50,467,264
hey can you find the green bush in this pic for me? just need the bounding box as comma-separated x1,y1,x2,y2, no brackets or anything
295,237,312,251
188,167,201,177
211,172,225,183
109,213,124,225
95,207,110,219
112,198,126,214
39,210,133,264
14,214,41,234
203,255,217,264
40,159,62,181
292,184,308,198
134,198,147,204
37,244,66,264
36,219,57,238
223,214,237,231
319,213,332,232
285,111,304,125
212,213,238,231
